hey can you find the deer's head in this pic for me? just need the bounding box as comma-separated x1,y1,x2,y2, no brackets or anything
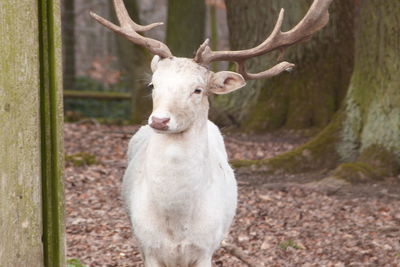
146,56,245,133
91,0,332,133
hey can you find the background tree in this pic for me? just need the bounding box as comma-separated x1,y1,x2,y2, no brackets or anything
212,0,355,131
166,0,206,57
236,0,400,182
62,0,76,90
112,0,153,123
73,0,119,78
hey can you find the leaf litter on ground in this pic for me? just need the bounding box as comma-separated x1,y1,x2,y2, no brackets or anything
65,123,400,266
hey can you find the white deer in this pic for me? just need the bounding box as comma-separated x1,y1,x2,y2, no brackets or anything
91,0,331,266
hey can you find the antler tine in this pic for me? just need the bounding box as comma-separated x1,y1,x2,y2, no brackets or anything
194,39,210,62
195,0,333,80
236,61,295,80
113,0,161,32
90,0,172,58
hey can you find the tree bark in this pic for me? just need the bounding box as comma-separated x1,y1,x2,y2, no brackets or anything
213,0,355,131
233,0,400,181
330,0,400,181
166,0,206,57
0,2,43,265
0,0,65,265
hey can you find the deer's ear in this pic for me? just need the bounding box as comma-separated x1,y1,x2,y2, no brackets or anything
209,71,246,95
151,55,161,72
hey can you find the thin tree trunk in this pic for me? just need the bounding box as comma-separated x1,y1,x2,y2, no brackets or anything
62,0,76,90
112,0,152,123
213,0,355,131
166,0,206,57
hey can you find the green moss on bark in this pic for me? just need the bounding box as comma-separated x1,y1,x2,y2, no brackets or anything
1,0,65,265
38,0,66,265
333,145,399,182
231,110,344,173
332,0,400,181
331,162,377,183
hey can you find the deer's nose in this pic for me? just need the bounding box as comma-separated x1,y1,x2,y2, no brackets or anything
150,116,170,130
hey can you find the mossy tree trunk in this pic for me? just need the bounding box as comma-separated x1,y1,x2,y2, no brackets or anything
0,2,44,265
112,0,152,123
166,0,206,57
0,0,65,266
212,0,355,131
234,0,400,182
330,0,400,181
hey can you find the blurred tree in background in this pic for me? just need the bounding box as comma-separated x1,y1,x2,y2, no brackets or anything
314,0,400,181
62,0,132,121
211,0,355,131
62,0,76,90
166,0,206,57
111,0,152,123
238,0,400,181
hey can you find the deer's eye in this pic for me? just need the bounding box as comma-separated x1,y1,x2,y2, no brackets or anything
147,83,154,90
193,88,202,94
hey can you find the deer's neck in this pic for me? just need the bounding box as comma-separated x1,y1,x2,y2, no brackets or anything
146,117,209,174
145,117,210,214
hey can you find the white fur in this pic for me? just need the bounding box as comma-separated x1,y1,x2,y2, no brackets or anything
122,57,245,267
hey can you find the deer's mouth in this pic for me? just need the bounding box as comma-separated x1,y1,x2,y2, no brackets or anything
150,122,169,131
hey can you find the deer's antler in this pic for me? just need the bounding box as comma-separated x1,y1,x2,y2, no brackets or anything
194,0,333,80
90,0,172,58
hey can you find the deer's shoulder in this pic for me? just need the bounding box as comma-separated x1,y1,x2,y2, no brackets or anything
207,120,228,159
127,125,152,162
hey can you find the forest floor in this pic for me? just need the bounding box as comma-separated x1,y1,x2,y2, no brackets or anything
64,122,400,267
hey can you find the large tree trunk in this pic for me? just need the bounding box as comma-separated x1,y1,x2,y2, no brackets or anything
212,0,355,131
1,0,65,265
234,0,400,181
330,0,400,181
166,0,206,57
